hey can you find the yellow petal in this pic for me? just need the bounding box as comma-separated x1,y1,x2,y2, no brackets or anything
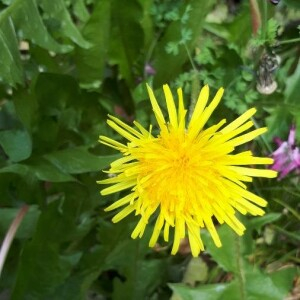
188,85,209,130
99,136,126,151
163,84,178,128
230,166,278,178
149,213,164,246
105,193,137,211
107,120,138,142
229,128,267,146
189,88,224,139
221,108,257,134
112,204,136,223
177,87,186,130
146,84,167,132
108,115,143,138
100,180,136,195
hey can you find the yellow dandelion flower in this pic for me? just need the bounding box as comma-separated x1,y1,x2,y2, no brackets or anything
98,84,277,257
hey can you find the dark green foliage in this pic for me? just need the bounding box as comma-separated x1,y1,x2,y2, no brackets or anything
0,0,299,299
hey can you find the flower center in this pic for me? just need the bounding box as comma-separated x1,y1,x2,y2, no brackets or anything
174,154,190,169
137,134,202,205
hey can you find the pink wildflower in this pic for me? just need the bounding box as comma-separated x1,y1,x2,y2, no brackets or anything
271,125,300,179
144,63,156,76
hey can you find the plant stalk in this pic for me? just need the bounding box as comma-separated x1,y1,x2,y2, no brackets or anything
0,205,29,277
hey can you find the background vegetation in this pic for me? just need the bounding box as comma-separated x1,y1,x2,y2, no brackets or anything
0,0,299,299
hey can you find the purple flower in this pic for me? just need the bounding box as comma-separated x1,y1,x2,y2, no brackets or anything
271,125,300,179
144,63,156,76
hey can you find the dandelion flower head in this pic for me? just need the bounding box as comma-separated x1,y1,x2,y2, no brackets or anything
98,84,277,257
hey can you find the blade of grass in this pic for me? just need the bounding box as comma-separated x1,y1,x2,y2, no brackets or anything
272,225,300,242
0,205,29,277
273,198,300,221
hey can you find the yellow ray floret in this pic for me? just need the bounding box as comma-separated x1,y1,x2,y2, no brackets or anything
98,84,277,257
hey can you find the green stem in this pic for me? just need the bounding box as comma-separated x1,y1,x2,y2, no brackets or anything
273,225,300,242
187,71,200,123
183,43,198,73
249,0,261,35
0,205,29,277
283,186,300,198
277,37,300,46
183,43,200,124
235,235,246,300
143,29,163,78
251,117,273,153
273,198,300,221
261,0,268,42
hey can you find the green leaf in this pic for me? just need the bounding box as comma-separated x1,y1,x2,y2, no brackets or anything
269,267,297,298
27,158,75,182
0,129,32,162
96,219,167,300
248,213,281,231
13,89,38,131
285,61,300,104
75,0,110,87
39,0,91,49
0,163,30,177
0,17,23,86
113,259,166,300
244,265,292,300
0,160,74,182
11,195,86,299
202,225,241,273
202,223,295,300
44,147,120,174
34,73,80,109
170,266,295,300
108,0,144,85
0,0,91,86
169,281,240,300
73,0,90,22
265,105,292,141
11,0,71,53
182,257,208,286
153,0,216,87
283,0,300,8
61,225,134,297
51,216,164,300
137,0,154,50
266,19,279,44
47,218,152,299
204,23,230,40
223,3,252,49
165,41,179,55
